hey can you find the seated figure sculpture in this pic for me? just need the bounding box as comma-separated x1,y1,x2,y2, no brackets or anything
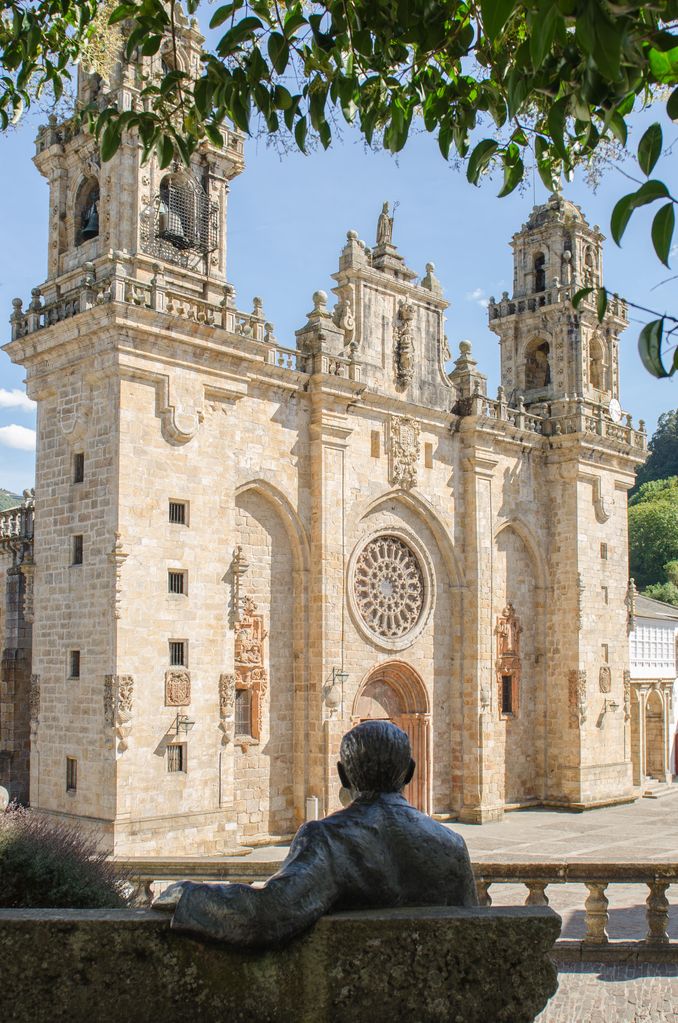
153,720,478,946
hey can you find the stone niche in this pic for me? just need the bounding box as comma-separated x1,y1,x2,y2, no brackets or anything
0,905,561,1023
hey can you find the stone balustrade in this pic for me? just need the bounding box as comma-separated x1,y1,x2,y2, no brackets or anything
0,905,561,1023
488,285,627,322
473,861,676,957
0,491,34,559
118,858,677,959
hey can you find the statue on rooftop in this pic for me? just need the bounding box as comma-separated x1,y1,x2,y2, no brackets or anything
153,720,478,947
376,202,394,246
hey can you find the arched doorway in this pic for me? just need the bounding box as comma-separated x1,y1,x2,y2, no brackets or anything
353,662,431,813
645,689,665,781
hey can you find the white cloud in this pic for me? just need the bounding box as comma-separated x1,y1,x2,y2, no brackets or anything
0,425,36,451
465,287,489,309
0,388,36,413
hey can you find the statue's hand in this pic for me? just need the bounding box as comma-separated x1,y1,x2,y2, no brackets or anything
152,880,189,911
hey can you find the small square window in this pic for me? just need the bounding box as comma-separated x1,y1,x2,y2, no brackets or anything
169,500,187,525
167,743,186,773
235,688,252,736
600,543,608,560
424,442,433,469
602,643,609,664
169,640,186,667
501,675,514,715
73,452,85,484
370,430,380,458
66,757,77,792
168,570,186,595
69,650,81,678
602,586,609,605
72,535,83,565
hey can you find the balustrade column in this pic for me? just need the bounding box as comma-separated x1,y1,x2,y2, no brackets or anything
475,880,492,907
524,882,549,907
645,881,670,944
583,882,609,944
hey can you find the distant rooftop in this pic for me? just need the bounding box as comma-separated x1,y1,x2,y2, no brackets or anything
635,593,678,621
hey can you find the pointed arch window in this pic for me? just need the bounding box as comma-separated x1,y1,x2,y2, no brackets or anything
75,178,100,246
589,336,606,391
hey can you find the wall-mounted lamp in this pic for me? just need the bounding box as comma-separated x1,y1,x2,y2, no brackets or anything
325,667,349,715
174,714,196,736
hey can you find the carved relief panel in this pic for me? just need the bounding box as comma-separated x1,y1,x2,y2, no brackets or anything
495,603,522,717
234,596,268,747
389,415,420,490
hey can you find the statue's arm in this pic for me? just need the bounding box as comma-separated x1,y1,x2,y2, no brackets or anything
170,822,339,947
457,840,479,907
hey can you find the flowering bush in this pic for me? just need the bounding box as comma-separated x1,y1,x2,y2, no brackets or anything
0,803,128,908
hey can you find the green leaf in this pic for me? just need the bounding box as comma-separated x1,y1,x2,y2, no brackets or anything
480,0,515,41
596,286,607,321
467,139,498,184
605,110,627,146
572,287,594,310
205,123,223,148
638,123,662,176
210,3,243,29
156,134,174,169
100,122,121,162
668,86,678,122
649,46,678,84
638,318,669,379
530,4,561,69
651,203,675,267
632,179,670,208
294,115,307,153
497,157,524,198
268,32,289,75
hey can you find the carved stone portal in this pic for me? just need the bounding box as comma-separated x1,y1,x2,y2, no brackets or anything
165,669,191,707
389,415,420,490
354,535,424,640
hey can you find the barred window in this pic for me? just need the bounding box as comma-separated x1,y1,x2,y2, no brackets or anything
235,688,252,736
72,535,83,565
73,452,85,484
501,675,514,715
169,500,187,525
169,640,186,667
168,570,186,595
167,744,186,773
66,757,77,792
69,650,81,678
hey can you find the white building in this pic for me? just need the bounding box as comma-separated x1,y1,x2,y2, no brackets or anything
629,590,678,792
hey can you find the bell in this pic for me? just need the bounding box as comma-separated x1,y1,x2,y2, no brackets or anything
158,200,189,249
81,203,99,240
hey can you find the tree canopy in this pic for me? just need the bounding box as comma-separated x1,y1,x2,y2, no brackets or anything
629,475,678,601
633,409,678,490
1,1,677,368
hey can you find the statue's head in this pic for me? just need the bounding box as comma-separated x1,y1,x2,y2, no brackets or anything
381,201,389,214
337,720,415,795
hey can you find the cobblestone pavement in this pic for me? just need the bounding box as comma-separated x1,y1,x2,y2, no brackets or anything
537,964,678,1022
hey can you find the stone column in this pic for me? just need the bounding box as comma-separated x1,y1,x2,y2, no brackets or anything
308,387,353,815
637,687,648,785
459,439,502,823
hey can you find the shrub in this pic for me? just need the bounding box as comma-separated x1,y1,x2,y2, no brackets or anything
0,803,128,909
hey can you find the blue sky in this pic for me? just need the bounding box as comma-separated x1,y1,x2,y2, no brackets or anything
0,92,676,495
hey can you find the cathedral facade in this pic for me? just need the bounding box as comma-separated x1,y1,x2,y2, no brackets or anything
1,22,647,855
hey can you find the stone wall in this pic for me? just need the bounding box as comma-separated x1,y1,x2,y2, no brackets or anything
0,905,561,1023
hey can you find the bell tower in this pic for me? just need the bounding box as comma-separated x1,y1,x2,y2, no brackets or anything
32,6,244,309
488,193,628,412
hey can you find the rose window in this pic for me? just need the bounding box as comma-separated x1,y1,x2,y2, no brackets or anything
354,536,424,639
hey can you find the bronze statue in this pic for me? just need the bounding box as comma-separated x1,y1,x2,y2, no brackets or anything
153,720,478,947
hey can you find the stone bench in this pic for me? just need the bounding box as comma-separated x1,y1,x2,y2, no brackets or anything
1,905,560,1023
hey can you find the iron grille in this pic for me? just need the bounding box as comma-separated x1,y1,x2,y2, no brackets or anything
154,174,219,257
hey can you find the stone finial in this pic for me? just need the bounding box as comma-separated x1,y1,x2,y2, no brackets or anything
29,288,42,311
454,340,476,370
347,229,358,241
421,262,442,294
252,296,264,320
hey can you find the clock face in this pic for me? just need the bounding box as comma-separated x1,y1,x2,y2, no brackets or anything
608,398,622,423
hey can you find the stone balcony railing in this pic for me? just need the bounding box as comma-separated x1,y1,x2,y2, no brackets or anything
118,858,677,958
0,490,34,564
9,269,361,381
488,285,628,322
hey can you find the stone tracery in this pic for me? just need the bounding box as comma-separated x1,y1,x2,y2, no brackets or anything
354,535,424,639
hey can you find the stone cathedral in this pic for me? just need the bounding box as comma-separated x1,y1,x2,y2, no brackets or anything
1,16,647,855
